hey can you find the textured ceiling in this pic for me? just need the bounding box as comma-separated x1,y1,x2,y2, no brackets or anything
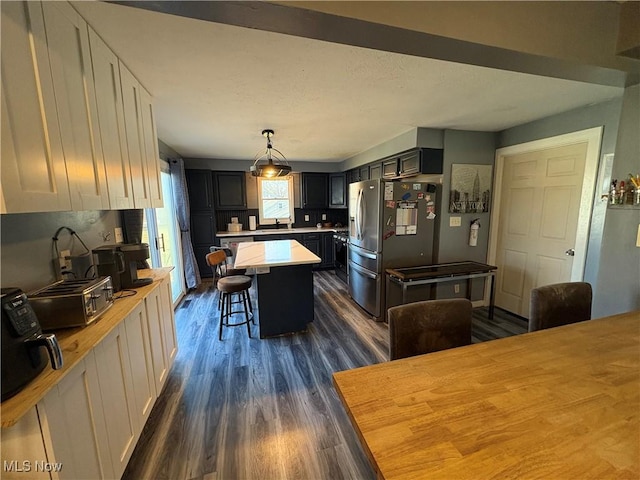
73,1,623,162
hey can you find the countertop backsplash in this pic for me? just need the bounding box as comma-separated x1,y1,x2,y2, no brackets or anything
216,208,348,233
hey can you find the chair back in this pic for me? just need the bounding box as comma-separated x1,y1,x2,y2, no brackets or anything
206,250,227,268
388,298,473,361
529,282,592,332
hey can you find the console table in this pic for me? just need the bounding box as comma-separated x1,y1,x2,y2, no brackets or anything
386,261,497,318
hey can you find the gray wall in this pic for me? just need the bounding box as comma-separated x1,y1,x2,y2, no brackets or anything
1,210,121,292
342,127,444,171
497,97,630,317
435,130,497,300
592,85,640,317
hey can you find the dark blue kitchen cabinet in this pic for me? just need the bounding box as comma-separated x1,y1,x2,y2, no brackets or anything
214,171,246,210
302,173,328,209
329,173,347,209
186,169,217,278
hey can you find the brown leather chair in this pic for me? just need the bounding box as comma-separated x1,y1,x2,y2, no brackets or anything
388,298,473,361
529,282,592,332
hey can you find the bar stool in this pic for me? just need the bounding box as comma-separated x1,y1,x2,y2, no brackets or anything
205,251,254,340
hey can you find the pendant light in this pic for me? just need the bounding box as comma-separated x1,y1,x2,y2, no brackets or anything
250,129,292,178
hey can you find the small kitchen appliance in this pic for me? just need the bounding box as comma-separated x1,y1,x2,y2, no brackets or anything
28,276,114,330
1,288,64,401
93,243,153,291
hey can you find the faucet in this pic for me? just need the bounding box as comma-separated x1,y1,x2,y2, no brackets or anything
275,219,280,229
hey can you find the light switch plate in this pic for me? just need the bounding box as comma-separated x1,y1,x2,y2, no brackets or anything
322,213,327,221
114,227,123,243
305,214,310,222
450,216,462,227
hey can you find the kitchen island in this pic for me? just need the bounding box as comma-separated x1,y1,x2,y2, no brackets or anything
235,240,321,338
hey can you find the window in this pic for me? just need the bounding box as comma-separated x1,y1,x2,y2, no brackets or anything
257,176,295,225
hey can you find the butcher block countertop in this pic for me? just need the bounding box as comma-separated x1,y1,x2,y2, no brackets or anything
333,310,640,480
1,268,172,428
235,240,321,269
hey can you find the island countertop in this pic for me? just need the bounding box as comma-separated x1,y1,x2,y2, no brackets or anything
235,240,321,269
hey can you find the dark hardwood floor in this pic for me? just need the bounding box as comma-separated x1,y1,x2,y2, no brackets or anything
123,270,526,480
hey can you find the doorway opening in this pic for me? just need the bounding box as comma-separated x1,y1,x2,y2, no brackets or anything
142,164,186,306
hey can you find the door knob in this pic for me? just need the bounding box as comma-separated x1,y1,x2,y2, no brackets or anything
565,248,575,256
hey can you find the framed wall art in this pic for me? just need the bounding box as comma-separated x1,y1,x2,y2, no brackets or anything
449,164,493,213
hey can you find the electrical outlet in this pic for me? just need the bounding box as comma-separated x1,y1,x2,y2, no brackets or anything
322,213,327,221
59,250,72,273
454,284,460,294
305,214,310,222
114,227,123,243
450,216,462,227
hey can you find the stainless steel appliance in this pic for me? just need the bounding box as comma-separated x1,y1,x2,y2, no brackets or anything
1,288,63,401
28,277,114,330
348,179,439,320
93,243,152,292
333,232,349,284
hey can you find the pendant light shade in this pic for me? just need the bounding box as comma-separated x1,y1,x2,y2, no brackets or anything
250,129,291,177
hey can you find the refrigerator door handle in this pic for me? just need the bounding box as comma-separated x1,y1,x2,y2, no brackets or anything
349,261,378,279
355,188,362,240
357,188,365,240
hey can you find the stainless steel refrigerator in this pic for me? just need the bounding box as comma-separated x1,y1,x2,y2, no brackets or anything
348,179,439,320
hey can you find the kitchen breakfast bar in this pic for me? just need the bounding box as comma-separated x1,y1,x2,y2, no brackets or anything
234,240,321,338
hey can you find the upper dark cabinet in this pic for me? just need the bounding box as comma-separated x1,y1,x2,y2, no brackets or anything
369,163,382,180
185,169,214,211
398,148,443,177
382,158,399,179
302,173,328,209
214,171,246,210
329,173,347,209
359,165,370,181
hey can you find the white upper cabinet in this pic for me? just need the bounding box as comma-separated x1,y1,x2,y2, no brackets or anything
120,62,152,209
88,28,135,210
140,88,164,208
41,2,109,211
0,1,71,213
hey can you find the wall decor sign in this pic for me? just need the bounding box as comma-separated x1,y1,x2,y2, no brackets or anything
450,164,492,213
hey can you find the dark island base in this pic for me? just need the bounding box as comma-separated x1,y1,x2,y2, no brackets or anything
256,264,315,338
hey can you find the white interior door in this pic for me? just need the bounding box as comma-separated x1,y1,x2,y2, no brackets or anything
489,128,602,318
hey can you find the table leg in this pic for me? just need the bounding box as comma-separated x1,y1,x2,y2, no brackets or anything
489,273,496,319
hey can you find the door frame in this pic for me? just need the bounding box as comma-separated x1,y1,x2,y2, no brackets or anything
486,127,603,305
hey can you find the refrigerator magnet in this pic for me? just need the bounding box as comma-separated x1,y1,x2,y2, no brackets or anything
417,192,424,199
386,200,396,208
413,183,422,190
383,230,395,240
427,212,436,220
401,192,411,200
384,183,394,200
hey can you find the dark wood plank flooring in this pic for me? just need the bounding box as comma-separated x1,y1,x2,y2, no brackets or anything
123,270,526,480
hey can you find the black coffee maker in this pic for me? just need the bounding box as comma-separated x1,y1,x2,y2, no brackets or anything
93,243,153,292
1,288,64,402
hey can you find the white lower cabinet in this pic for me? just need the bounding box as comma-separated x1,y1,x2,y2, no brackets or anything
2,278,178,480
159,279,178,366
123,302,157,425
1,407,52,480
94,324,139,478
38,353,114,480
145,286,169,394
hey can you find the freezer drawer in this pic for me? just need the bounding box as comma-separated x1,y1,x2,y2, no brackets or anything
348,261,381,318
349,243,380,272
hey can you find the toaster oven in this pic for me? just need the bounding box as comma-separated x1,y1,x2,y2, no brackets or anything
28,277,114,330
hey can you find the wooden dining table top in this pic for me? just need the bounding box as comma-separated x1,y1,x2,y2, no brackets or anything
333,310,640,480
